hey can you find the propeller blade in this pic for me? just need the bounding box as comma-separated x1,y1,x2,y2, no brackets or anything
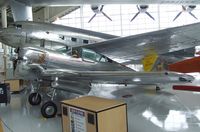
145,12,155,20
88,14,97,23
100,5,104,12
173,12,182,21
189,12,198,19
102,12,112,21
130,12,140,22
136,5,140,11
182,5,186,11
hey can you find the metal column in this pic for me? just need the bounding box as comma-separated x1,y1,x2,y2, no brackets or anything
1,6,7,80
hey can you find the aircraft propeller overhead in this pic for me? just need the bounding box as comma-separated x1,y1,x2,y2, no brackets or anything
173,5,198,21
131,5,155,22
88,5,112,23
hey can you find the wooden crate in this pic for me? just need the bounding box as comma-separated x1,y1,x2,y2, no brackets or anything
61,96,127,132
5,80,23,92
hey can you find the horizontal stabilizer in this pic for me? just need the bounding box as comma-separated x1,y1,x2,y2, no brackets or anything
173,85,200,92
169,56,200,73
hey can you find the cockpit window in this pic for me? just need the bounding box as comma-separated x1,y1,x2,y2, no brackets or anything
82,48,96,62
81,48,108,63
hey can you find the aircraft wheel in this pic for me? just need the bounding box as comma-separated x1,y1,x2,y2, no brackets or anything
28,93,42,105
41,101,57,118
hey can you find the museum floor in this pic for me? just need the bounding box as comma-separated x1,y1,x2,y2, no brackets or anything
0,76,200,132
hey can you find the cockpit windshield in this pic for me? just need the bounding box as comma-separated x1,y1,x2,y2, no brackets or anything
55,47,111,63
81,48,109,63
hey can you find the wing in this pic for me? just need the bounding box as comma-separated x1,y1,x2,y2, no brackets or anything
39,68,193,85
79,23,200,62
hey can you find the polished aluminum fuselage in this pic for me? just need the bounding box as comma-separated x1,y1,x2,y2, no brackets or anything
0,21,116,49
20,47,129,72
16,47,193,85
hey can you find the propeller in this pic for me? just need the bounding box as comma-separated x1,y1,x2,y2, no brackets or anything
173,5,197,21
131,5,155,22
88,5,112,23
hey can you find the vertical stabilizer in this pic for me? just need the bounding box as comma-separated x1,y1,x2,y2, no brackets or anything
9,0,33,21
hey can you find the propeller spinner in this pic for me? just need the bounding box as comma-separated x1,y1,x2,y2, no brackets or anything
173,5,197,21
88,5,112,23
131,5,155,22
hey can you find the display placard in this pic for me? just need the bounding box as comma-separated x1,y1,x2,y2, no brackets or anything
69,107,86,132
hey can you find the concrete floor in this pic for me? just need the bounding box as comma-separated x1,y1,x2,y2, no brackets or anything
1,81,200,132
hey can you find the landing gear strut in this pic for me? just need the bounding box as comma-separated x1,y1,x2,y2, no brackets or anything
28,93,42,105
41,89,57,118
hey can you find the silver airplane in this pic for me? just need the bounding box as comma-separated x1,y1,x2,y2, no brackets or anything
0,1,198,118
0,20,197,118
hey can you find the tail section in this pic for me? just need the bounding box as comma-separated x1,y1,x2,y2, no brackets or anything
9,0,33,21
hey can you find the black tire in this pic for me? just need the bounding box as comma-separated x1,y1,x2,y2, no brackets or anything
41,101,57,118
28,93,42,106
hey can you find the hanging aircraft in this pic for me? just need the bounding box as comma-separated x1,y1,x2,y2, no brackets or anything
173,5,198,21
131,5,155,21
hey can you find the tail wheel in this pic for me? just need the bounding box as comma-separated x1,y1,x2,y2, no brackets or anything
28,93,42,105
41,101,57,118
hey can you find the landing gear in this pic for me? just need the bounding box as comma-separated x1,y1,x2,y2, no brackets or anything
28,80,58,118
41,89,58,118
28,93,42,105
41,101,57,118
